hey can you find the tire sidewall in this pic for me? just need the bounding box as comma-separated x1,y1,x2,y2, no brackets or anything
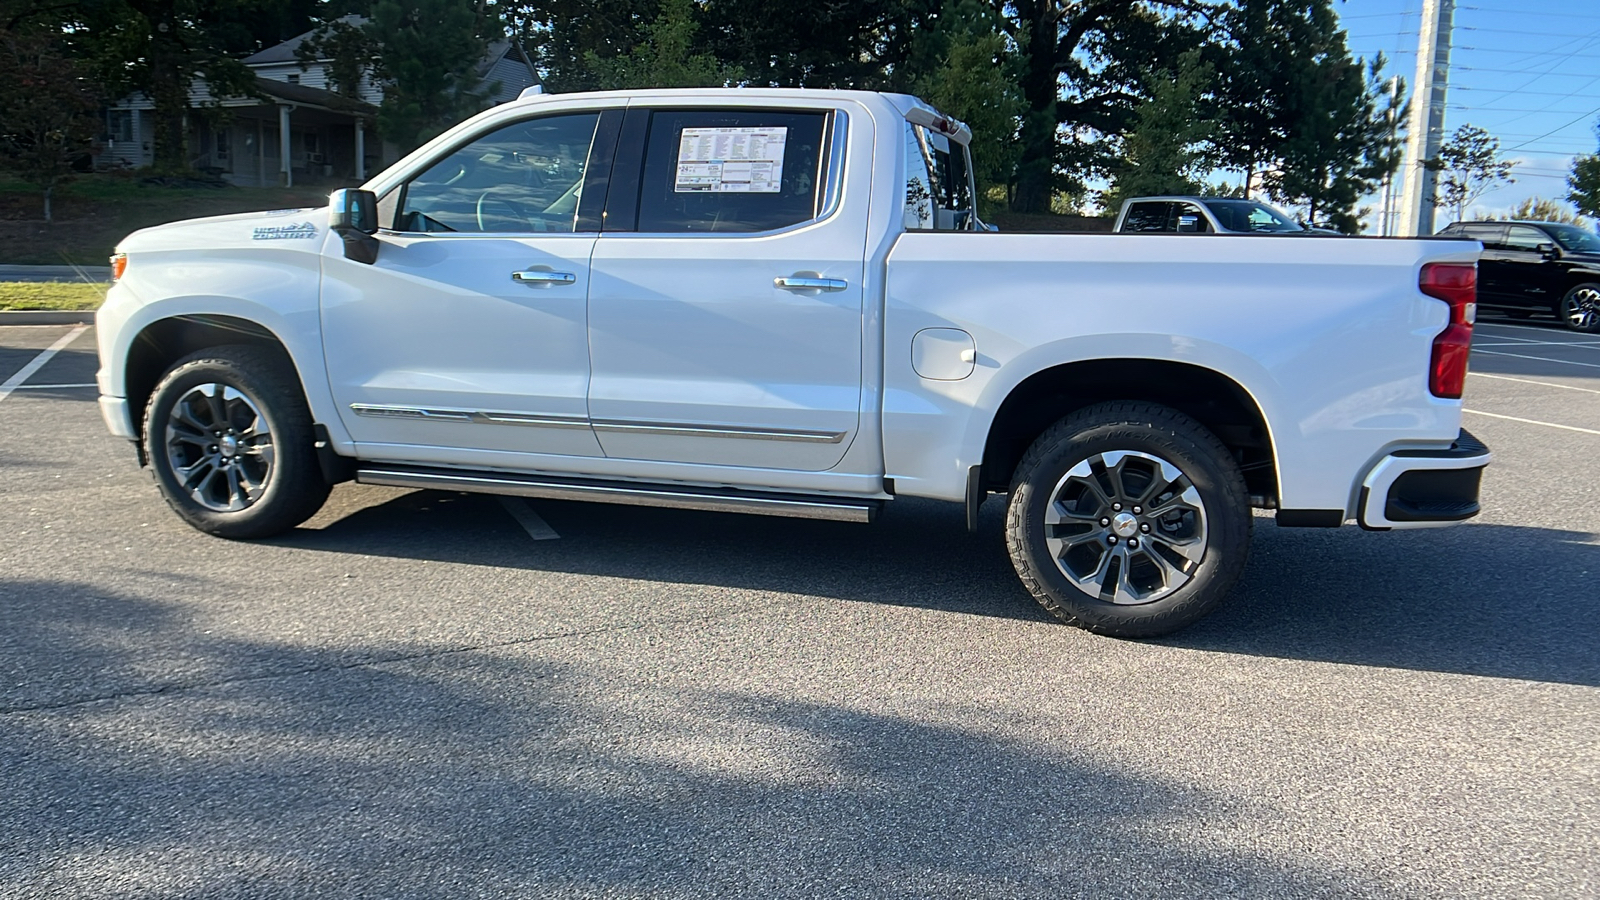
1008,411,1251,637
143,351,314,536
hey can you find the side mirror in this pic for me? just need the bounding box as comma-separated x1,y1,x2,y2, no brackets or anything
329,188,379,264
1176,215,1199,233
1536,242,1559,260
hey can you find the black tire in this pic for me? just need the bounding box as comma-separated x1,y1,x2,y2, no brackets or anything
1005,401,1252,638
142,344,330,538
1559,283,1600,333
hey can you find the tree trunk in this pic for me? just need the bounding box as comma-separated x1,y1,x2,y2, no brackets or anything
43,184,52,224
146,15,189,173
1010,0,1061,214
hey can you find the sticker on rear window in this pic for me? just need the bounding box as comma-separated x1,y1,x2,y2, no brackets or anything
674,126,787,193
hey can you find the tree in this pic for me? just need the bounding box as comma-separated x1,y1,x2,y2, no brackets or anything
1570,131,1600,220
68,0,269,173
584,0,741,89
502,0,656,92
1271,55,1403,233
365,0,495,151
1429,124,1516,223
1507,196,1586,226
910,0,1024,210
1103,47,1214,206
0,33,101,222
296,14,380,101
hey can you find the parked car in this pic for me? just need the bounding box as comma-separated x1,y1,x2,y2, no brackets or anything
95,88,1489,638
1113,196,1329,235
1435,220,1600,332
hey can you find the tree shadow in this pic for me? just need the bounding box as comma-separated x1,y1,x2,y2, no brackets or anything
0,575,1399,898
266,489,1600,688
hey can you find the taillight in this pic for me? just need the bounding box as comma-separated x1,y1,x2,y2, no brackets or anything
1421,262,1475,399
110,253,127,281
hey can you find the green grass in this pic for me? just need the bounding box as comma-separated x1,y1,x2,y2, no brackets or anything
0,282,106,311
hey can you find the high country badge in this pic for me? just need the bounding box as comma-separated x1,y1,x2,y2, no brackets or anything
252,221,319,240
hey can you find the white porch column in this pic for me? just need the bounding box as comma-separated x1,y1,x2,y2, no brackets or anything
354,119,366,180
278,104,293,188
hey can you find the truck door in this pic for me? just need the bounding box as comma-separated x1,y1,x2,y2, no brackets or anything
585,105,867,472
321,109,619,463
1501,224,1566,308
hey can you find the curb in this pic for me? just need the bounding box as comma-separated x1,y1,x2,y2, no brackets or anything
0,310,97,325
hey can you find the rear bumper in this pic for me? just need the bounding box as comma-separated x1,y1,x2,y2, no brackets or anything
1358,429,1490,530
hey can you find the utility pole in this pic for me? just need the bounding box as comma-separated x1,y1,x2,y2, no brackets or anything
1397,0,1455,236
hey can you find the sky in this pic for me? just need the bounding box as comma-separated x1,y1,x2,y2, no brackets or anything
1337,0,1600,225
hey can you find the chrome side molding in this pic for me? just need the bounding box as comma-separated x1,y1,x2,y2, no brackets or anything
350,404,589,429
591,419,846,444
350,404,846,443
355,465,880,523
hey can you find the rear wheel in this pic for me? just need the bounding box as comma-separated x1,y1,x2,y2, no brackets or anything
1560,283,1600,333
1005,402,1252,638
142,345,330,538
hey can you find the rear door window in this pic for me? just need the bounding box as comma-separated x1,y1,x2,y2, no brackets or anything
1123,202,1172,232
1462,223,1508,249
633,109,829,233
1504,225,1551,251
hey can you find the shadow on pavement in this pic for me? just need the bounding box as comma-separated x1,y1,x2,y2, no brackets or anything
273,489,1600,688
0,574,1394,898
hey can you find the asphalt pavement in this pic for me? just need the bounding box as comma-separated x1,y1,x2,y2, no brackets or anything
0,315,1596,899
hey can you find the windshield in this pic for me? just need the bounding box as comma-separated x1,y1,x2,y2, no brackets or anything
1543,223,1600,253
1201,200,1304,233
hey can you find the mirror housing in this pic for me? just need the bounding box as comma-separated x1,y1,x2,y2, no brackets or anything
329,188,379,264
1536,241,1559,260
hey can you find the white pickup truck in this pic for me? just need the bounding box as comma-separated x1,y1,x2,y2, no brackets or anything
96,88,1490,637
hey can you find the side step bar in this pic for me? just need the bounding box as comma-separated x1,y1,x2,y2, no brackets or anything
355,465,881,523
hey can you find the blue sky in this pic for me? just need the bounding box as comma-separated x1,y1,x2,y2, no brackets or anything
1338,0,1600,221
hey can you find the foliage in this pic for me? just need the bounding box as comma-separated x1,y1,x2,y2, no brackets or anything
0,33,101,222
1102,48,1214,207
1428,124,1516,223
583,0,741,89
296,14,379,100
501,0,655,92
1271,55,1403,233
909,0,1024,212
366,0,495,150
1570,134,1600,220
1505,196,1586,227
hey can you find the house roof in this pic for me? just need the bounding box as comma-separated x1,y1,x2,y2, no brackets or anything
242,15,365,66
253,75,377,115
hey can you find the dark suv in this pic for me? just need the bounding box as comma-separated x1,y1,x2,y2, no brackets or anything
1437,220,1600,332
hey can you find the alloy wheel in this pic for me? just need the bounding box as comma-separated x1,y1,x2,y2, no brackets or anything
164,382,275,512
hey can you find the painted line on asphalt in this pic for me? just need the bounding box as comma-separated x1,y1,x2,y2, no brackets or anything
1470,349,1600,370
1472,340,1600,349
1476,321,1598,340
1464,409,1600,436
6,382,97,390
1469,372,1600,395
498,495,561,541
0,325,89,404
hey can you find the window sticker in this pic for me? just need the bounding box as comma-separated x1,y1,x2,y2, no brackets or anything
674,126,787,193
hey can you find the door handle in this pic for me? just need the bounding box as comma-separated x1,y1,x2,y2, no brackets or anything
512,270,577,286
775,276,848,292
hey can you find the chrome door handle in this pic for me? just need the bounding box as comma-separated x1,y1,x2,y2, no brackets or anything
775,276,848,292
512,270,577,286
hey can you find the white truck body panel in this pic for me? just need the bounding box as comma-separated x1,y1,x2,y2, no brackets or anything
97,87,1482,525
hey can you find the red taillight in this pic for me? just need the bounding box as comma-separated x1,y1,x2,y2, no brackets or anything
110,253,127,281
1421,262,1475,399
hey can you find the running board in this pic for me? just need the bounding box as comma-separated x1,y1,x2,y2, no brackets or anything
354,465,880,523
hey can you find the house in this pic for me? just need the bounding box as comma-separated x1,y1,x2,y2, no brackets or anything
98,17,540,188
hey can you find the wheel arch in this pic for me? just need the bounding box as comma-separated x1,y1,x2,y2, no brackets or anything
126,315,305,442
978,358,1280,506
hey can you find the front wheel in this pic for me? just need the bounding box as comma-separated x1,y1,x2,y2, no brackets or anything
142,345,330,538
1005,402,1252,638
1560,283,1600,333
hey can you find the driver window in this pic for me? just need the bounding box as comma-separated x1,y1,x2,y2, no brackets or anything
396,112,601,234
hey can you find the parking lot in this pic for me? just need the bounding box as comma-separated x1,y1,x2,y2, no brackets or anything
1,316,1596,898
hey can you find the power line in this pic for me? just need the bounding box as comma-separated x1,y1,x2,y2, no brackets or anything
1504,105,1600,152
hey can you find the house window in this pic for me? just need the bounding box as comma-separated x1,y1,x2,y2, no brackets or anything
214,128,230,160
286,73,300,84
106,110,134,143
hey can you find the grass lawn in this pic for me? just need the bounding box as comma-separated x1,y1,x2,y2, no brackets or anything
0,282,106,311
0,173,335,266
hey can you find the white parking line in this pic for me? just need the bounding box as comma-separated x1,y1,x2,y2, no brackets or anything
6,382,97,390
0,325,89,404
1469,372,1600,395
1464,409,1600,436
498,496,561,541
1470,349,1600,370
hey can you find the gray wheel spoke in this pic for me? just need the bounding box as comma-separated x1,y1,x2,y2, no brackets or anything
166,382,273,513
1043,448,1209,607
